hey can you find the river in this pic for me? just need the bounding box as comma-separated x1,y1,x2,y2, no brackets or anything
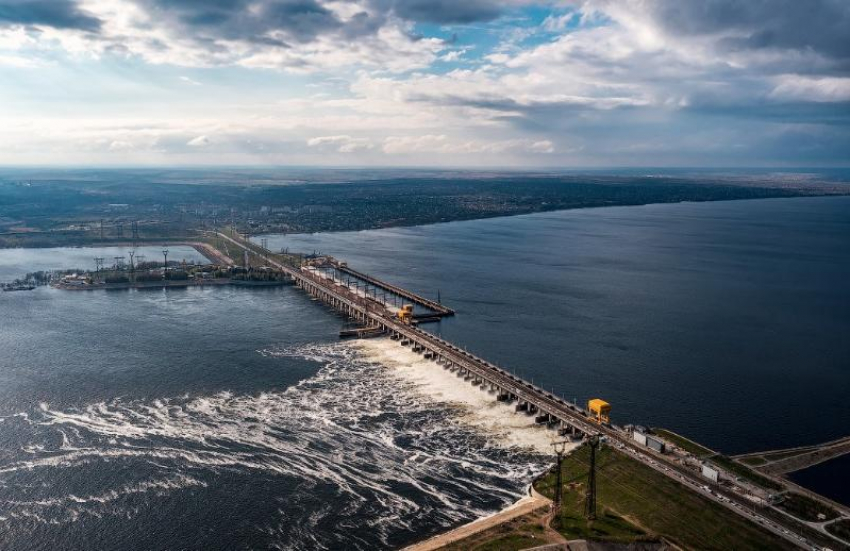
0,196,847,549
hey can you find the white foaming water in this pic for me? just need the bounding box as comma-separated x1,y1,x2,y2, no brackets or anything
351,338,578,456
0,339,556,549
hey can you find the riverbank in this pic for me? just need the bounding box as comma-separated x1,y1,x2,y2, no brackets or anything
52,278,235,291
403,486,555,551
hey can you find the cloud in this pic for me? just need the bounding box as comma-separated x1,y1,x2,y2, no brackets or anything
769,76,850,103
108,140,135,151
0,0,101,31
8,0,451,72
0,52,45,67
617,0,850,63
132,0,343,45
1,0,849,166
187,135,210,147
382,134,555,155
307,134,373,152
385,0,504,24
575,0,850,72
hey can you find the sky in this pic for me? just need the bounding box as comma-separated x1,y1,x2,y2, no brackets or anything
0,0,849,167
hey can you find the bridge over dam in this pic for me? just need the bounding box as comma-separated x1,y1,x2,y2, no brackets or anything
209,231,839,550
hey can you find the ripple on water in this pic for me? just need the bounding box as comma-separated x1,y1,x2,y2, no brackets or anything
0,338,558,550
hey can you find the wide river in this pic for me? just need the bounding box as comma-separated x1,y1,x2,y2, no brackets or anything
0,196,848,548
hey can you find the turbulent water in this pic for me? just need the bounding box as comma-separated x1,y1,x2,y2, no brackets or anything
0,282,551,550
1,196,848,549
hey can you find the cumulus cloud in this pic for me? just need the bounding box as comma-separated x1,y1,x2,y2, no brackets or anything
382,135,555,155
187,135,210,147
0,0,848,166
769,76,850,103
0,0,101,31
307,134,373,152
384,0,504,24
0,0,453,72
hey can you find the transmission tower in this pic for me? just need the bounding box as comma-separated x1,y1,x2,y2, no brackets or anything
585,435,600,520
94,257,104,282
551,439,569,527
128,250,136,282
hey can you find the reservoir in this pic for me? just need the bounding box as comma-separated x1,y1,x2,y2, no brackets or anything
788,454,850,508
261,196,850,455
0,196,847,548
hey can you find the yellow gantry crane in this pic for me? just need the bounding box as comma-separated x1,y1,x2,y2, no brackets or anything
587,398,611,424
397,304,415,324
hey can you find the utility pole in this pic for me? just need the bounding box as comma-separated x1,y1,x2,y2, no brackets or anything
94,257,104,282
129,250,136,283
585,435,600,521
162,248,169,279
551,439,569,527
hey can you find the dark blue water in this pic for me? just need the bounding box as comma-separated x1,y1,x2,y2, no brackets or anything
0,274,545,550
788,454,850,508
0,260,543,551
260,196,850,455
1,196,848,549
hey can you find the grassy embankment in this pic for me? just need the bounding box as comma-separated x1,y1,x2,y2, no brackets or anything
651,428,714,458
776,492,840,522
826,519,850,542
709,455,784,491
652,428,784,492
531,445,794,550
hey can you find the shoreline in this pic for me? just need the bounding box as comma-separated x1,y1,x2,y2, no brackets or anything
402,482,554,551
251,193,850,241
4,194,849,252
52,278,234,291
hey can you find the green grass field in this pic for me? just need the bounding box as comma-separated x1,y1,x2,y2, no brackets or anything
739,455,769,466
652,428,714,458
711,455,784,491
776,492,840,522
534,446,795,550
825,519,850,542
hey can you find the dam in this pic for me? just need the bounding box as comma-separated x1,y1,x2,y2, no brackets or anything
211,230,840,550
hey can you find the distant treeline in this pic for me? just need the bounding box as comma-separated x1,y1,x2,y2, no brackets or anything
2,170,847,247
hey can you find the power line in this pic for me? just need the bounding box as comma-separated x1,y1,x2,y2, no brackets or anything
585,435,600,520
